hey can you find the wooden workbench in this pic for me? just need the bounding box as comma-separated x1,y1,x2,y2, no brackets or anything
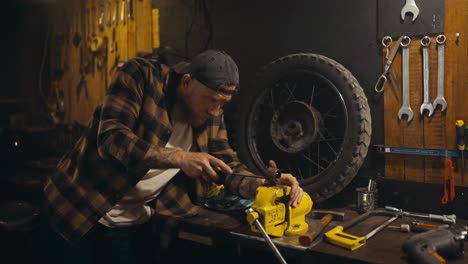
155,206,468,264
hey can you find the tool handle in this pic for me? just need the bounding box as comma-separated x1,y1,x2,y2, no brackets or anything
429,214,456,224
456,120,465,151
299,214,333,246
246,208,287,264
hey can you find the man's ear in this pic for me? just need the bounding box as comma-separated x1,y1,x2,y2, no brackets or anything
181,74,191,90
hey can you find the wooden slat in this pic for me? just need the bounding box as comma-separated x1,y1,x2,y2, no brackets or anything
135,0,153,54
445,0,468,186
424,34,445,184
383,40,405,180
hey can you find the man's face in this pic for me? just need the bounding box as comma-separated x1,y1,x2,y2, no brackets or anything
179,74,235,127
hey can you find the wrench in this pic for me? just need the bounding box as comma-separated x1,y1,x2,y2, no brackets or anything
433,34,447,111
375,36,403,93
420,36,434,117
401,0,420,22
398,36,414,122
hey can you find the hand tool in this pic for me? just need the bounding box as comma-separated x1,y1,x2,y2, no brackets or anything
112,0,118,25
127,0,134,20
420,36,434,117
325,209,401,250
412,221,448,230
384,206,456,224
388,223,433,233
301,210,345,247
76,70,89,102
72,11,81,48
299,214,332,246
456,120,465,168
401,0,420,22
299,209,345,247
246,208,287,264
374,145,461,157
441,152,455,205
398,36,414,121
375,36,404,93
433,34,447,111
98,0,105,31
402,228,464,264
120,0,126,25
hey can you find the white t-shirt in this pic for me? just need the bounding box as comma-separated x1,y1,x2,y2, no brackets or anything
99,117,193,227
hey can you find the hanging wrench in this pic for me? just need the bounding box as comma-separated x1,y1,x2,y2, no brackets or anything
374,36,404,93
401,0,420,22
420,36,434,117
433,34,447,111
398,36,414,122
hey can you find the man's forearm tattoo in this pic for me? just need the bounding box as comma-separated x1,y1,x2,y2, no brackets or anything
143,147,181,169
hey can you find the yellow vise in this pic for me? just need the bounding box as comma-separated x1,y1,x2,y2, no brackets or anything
246,185,313,237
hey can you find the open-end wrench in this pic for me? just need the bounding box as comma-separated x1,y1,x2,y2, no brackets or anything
420,36,434,117
398,36,414,122
433,34,447,111
401,0,420,22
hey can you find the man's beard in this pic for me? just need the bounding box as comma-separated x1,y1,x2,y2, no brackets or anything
178,101,208,128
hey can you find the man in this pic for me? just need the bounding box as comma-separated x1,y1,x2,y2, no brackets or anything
41,49,303,263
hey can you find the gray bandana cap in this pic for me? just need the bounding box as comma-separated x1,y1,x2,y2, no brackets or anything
173,49,239,94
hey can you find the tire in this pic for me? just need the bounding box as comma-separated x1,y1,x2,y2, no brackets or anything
235,53,371,203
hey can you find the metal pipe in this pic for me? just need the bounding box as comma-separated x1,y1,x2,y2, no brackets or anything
246,208,287,264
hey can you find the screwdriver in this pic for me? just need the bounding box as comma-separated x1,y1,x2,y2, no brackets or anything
456,120,465,168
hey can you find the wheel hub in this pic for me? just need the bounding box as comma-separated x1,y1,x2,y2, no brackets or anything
270,101,320,153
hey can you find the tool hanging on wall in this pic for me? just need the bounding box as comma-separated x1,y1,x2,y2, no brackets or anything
77,37,89,102
398,36,413,122
456,120,465,168
433,34,447,111
112,0,118,25
420,36,434,117
400,0,419,22
120,0,126,25
76,70,89,102
374,36,403,93
441,151,455,205
127,0,134,20
72,10,81,48
110,28,118,53
99,0,105,32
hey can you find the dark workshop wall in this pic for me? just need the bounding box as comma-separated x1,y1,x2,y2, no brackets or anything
1,1,48,127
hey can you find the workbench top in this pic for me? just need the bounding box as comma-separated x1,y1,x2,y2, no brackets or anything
157,206,468,264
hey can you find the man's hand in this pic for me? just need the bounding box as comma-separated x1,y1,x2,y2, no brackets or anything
269,160,303,207
177,151,232,182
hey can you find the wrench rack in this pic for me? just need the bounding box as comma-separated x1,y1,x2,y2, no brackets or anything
382,0,468,189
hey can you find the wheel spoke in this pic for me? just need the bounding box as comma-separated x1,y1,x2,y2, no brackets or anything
318,131,338,156
281,80,297,101
269,89,277,111
301,154,326,171
308,83,316,106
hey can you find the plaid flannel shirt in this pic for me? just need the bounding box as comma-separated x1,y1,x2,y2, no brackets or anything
44,58,250,242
